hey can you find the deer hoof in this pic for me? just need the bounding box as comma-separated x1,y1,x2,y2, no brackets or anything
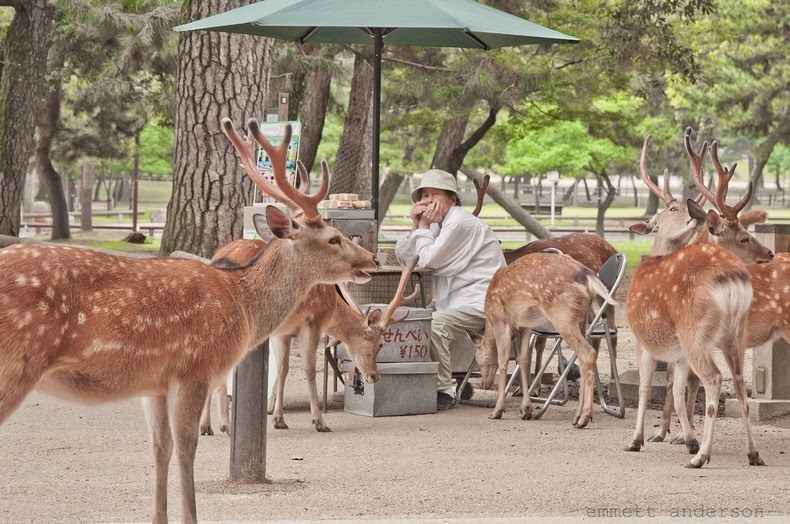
670,436,686,445
748,452,765,466
686,439,700,455
519,404,532,420
219,425,230,436
624,440,643,452
273,418,289,430
488,410,504,420
314,422,332,433
575,416,590,429
647,434,665,443
685,454,707,468
200,425,214,436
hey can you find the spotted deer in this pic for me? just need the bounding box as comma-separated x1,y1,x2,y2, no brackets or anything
624,132,772,468
200,235,418,434
641,133,781,444
468,252,617,427
503,233,618,389
0,118,378,523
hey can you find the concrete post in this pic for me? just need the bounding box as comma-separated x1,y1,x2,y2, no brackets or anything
229,341,269,482
726,223,790,421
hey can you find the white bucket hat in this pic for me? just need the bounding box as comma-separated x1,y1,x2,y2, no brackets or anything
410,169,461,204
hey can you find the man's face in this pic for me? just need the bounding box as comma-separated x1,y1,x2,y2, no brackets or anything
419,188,455,208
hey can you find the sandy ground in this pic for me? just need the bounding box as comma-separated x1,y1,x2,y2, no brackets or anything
1,270,790,523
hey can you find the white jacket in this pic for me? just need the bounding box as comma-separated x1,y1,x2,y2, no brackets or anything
395,206,506,311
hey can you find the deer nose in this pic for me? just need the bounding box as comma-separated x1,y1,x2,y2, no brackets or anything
366,371,380,383
373,256,381,268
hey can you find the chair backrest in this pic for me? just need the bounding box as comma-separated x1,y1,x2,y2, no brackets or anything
597,253,627,293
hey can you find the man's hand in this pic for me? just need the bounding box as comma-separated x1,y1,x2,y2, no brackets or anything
418,199,449,229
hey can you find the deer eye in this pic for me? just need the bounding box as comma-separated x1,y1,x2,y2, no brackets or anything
329,236,341,245
740,237,750,244
669,206,679,212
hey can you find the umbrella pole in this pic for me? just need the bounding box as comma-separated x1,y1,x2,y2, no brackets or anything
372,29,383,226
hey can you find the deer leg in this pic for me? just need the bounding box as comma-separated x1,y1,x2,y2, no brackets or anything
667,369,701,446
649,361,674,443
217,382,231,436
0,352,47,425
199,391,214,436
682,342,722,469
670,360,699,454
489,323,513,420
270,336,290,430
142,395,172,524
516,328,533,420
170,380,208,524
721,346,764,466
562,327,596,429
299,327,331,432
625,345,656,452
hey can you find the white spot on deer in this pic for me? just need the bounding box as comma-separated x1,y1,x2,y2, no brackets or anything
677,252,685,260
17,311,33,328
83,339,126,356
771,270,778,279
36,325,46,336
53,336,61,346
16,274,28,286
649,310,659,319
46,287,55,300
77,312,86,325
60,303,69,314
30,277,41,288
672,285,678,293
769,300,778,309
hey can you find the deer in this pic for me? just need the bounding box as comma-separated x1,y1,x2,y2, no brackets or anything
468,252,617,427
624,131,773,468
502,233,618,392
0,117,379,524
200,234,419,434
642,133,782,444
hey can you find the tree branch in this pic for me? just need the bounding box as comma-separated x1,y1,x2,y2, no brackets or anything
454,104,501,159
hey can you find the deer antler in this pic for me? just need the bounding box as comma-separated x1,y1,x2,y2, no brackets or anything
684,127,712,207
221,118,302,214
248,119,328,224
377,257,421,328
640,135,675,205
296,160,311,195
709,141,753,222
472,174,490,217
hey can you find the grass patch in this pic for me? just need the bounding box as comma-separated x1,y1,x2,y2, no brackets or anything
610,240,652,267
50,237,161,255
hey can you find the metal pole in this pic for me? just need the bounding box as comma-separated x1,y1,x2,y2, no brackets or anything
133,131,140,233
229,341,269,482
371,29,383,226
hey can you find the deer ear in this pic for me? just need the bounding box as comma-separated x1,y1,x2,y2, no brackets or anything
265,206,299,239
366,308,383,327
251,213,277,242
687,199,707,223
466,330,483,345
706,209,725,236
629,221,653,235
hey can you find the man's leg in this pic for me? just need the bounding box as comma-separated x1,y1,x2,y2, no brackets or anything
431,307,486,409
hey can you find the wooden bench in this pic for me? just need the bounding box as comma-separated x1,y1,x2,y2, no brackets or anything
20,222,165,237
520,203,563,215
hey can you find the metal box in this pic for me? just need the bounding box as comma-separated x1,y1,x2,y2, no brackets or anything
336,306,432,363
341,361,438,417
320,208,378,254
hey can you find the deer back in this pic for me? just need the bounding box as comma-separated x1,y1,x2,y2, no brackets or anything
503,233,616,271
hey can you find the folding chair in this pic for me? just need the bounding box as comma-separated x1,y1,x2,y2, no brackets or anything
520,253,627,419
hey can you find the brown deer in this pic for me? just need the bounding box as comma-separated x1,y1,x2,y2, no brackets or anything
643,134,780,443
0,118,378,523
200,236,418,434
624,132,771,468
468,252,617,427
503,233,618,389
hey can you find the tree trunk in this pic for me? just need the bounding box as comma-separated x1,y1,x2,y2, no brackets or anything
161,0,273,257
35,39,70,240
431,116,468,172
80,161,95,232
594,170,617,237
298,58,332,174
746,115,787,209
0,0,55,236
330,49,372,196
461,166,552,239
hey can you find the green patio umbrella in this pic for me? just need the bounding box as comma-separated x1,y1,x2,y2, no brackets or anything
175,0,579,221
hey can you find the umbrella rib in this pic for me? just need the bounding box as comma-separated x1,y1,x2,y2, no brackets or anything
463,30,490,50
298,27,319,44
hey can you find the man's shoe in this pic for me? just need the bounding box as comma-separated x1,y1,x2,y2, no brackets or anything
437,392,456,410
